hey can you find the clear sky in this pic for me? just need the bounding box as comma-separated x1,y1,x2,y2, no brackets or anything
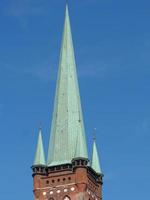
0,0,150,199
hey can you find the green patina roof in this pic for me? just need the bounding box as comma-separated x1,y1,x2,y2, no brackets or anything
91,140,102,174
47,5,88,166
33,129,46,166
75,125,88,159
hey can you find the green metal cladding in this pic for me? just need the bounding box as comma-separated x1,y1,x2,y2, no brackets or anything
33,5,102,173
33,129,46,166
47,5,88,166
91,140,102,174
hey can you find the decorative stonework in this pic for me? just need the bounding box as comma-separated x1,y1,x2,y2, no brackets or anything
71,187,75,191
43,192,46,196
64,196,70,200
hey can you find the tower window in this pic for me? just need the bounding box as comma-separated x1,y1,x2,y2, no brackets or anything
63,196,71,200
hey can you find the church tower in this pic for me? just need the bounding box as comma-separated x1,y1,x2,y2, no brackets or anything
32,5,103,200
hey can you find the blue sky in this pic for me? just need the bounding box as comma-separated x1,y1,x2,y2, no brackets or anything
0,0,150,199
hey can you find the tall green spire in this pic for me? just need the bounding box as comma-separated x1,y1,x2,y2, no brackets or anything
91,140,102,174
33,128,46,166
47,5,88,166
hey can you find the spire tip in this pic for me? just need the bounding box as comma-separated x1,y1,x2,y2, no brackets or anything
93,128,97,141
65,0,69,15
39,122,42,131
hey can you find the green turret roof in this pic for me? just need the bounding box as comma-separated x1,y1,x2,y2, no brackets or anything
91,140,102,174
75,126,88,159
47,5,88,166
33,129,46,166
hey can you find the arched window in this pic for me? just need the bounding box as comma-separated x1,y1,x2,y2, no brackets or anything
49,198,54,200
63,196,71,200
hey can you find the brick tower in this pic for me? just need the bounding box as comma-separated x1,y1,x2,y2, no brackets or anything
32,5,103,200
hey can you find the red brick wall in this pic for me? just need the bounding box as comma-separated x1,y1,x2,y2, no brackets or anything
33,167,102,200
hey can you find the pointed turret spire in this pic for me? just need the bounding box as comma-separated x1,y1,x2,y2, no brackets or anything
75,127,88,159
91,133,102,174
33,128,46,166
47,5,88,166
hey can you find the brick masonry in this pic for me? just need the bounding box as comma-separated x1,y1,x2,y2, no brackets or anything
32,160,103,200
